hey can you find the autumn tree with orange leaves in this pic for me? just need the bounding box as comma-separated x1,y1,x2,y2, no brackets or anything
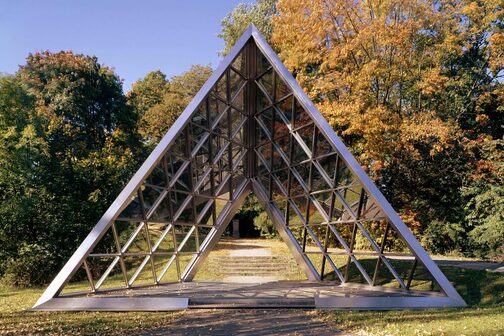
270,0,503,257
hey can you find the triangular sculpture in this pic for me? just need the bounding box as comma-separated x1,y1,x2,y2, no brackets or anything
33,25,465,310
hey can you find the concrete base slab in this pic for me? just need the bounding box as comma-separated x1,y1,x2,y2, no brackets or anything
33,281,464,310
223,276,282,283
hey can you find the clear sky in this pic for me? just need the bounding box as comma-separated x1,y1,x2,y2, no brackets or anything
1,0,245,91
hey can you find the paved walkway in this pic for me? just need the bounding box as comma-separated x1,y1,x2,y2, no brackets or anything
433,258,504,272
137,309,351,336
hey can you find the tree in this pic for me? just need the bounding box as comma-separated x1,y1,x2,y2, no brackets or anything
463,136,504,260
0,75,45,283
134,65,212,146
127,70,169,116
219,0,277,55
0,52,141,285
272,0,503,257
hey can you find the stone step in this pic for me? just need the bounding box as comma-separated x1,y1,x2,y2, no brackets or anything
214,271,297,276
209,263,296,268
206,253,300,278
216,270,298,274
215,268,299,273
213,266,294,271
211,267,297,272
215,266,295,270
208,258,296,264
208,259,298,264
209,264,298,269
211,255,292,260
188,297,315,308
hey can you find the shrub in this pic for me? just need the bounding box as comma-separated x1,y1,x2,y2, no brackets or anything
1,243,56,287
422,220,467,255
253,211,277,238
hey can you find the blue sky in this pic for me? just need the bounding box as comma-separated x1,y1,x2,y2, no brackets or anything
1,0,245,91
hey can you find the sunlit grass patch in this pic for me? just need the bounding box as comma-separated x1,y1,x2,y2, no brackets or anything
316,266,504,336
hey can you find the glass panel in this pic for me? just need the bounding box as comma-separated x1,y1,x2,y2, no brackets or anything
311,165,332,192
293,99,312,129
258,68,273,99
292,162,311,189
289,195,307,225
191,104,209,130
154,254,177,283
142,184,164,215
90,226,119,255
288,226,305,247
257,52,272,76
118,194,143,219
60,264,93,294
314,135,335,157
230,108,246,137
291,134,310,163
289,168,308,196
277,95,294,125
256,120,271,147
231,52,245,75
150,223,175,253
213,74,227,100
213,109,229,139
287,198,305,226
307,199,327,224
123,223,150,254
230,68,245,101
257,174,270,196
90,257,126,289
273,108,290,139
275,72,291,100
256,81,271,112
256,107,273,135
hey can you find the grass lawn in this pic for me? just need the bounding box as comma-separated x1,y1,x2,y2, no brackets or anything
0,286,182,335
0,237,503,335
315,266,504,336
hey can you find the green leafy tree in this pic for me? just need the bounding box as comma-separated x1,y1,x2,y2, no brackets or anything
463,137,504,260
0,52,141,285
0,75,45,279
219,0,277,55
134,65,212,146
127,70,169,116
253,211,276,238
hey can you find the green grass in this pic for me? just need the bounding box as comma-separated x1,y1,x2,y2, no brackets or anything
0,286,183,335
315,266,504,336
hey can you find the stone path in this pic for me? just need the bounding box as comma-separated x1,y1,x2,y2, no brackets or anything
433,258,504,272
136,309,351,336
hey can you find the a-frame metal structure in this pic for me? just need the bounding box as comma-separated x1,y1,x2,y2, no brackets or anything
33,25,466,311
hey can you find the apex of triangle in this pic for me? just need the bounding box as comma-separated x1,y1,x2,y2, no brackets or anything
248,23,259,33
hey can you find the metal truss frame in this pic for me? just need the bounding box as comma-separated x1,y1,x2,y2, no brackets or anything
33,25,466,311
